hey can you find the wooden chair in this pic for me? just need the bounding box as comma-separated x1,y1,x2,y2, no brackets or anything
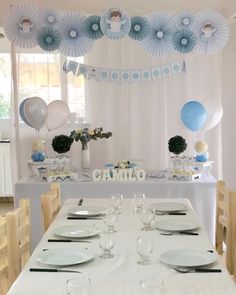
5,199,30,285
41,184,61,231
215,180,236,277
0,217,10,295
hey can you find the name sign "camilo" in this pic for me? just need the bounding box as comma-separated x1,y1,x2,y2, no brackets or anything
92,168,146,182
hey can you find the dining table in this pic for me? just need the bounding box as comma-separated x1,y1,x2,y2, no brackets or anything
15,174,216,251
7,197,236,295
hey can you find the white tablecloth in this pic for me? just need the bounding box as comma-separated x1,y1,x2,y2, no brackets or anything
15,175,216,251
8,198,236,295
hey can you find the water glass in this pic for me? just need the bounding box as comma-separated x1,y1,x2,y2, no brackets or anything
67,275,91,295
140,278,165,295
109,193,123,213
139,208,155,231
136,235,153,265
132,192,146,213
99,231,115,259
103,208,119,232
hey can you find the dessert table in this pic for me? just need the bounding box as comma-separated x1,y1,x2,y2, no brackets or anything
7,198,236,295
15,174,216,251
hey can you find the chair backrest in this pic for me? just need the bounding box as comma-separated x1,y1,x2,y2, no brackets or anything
5,199,30,285
0,217,10,295
215,180,236,276
41,185,61,231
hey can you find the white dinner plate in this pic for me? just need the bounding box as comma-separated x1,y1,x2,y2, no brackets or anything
68,205,106,217
54,225,100,238
160,249,217,267
37,248,94,266
149,202,186,212
154,220,199,232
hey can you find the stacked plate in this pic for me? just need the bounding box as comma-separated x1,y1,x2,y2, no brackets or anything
149,202,186,213
68,205,106,217
160,249,217,268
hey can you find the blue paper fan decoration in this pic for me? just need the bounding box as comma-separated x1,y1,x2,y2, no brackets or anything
3,3,42,48
194,10,229,55
83,15,103,40
100,8,131,40
37,27,61,51
58,12,94,57
41,8,62,30
173,30,197,54
129,16,150,41
174,11,196,31
139,11,175,57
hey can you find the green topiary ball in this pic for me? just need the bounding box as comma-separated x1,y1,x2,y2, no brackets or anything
168,135,187,155
52,135,74,154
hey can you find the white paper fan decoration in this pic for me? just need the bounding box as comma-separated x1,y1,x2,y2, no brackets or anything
41,8,62,30
58,12,94,57
174,11,196,31
3,3,42,48
100,8,131,40
139,11,175,57
194,10,229,55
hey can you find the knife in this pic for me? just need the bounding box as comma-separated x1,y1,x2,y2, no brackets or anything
48,239,91,243
160,231,199,236
67,217,102,220
29,268,81,273
156,212,186,216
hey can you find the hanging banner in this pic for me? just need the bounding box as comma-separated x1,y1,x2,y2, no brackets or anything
63,60,185,84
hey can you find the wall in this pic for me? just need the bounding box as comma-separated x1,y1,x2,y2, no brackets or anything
221,22,236,189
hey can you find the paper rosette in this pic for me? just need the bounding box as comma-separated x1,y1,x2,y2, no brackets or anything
100,8,131,40
194,10,229,55
41,8,62,30
173,30,197,54
37,27,61,51
139,11,175,57
129,16,150,41
174,11,196,31
58,12,94,57
83,15,103,40
3,3,42,48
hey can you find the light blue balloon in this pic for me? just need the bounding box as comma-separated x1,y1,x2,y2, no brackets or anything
19,98,33,127
181,101,207,131
196,152,209,162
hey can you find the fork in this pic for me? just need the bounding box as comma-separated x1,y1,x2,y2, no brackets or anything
174,266,222,273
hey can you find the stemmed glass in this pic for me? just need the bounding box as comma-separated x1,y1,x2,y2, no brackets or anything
136,235,153,265
139,208,155,231
103,208,119,232
132,192,146,213
99,231,115,259
109,193,123,214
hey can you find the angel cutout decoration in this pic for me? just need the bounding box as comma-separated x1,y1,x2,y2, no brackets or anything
201,22,216,40
106,10,126,33
19,17,34,33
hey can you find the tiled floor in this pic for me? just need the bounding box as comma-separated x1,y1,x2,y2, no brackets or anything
0,202,14,216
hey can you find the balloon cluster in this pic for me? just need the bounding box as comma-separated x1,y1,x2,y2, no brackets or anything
180,100,223,133
19,97,70,132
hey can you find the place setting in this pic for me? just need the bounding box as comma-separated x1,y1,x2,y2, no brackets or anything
149,201,187,216
160,249,222,273
67,205,106,220
154,219,200,236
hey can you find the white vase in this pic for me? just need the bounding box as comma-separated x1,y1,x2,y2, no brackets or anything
81,143,90,170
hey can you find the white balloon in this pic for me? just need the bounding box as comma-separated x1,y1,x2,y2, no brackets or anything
203,100,223,132
24,97,48,131
46,100,70,131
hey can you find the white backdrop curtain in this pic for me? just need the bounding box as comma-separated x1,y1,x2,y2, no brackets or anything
85,38,222,177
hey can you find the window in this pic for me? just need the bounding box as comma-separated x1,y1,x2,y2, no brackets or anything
0,49,85,120
0,54,11,119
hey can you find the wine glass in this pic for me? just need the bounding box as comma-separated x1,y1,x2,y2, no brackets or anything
139,208,155,231
140,278,165,295
136,235,153,265
103,208,119,232
109,193,123,214
99,231,115,259
67,275,91,295
132,192,146,213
